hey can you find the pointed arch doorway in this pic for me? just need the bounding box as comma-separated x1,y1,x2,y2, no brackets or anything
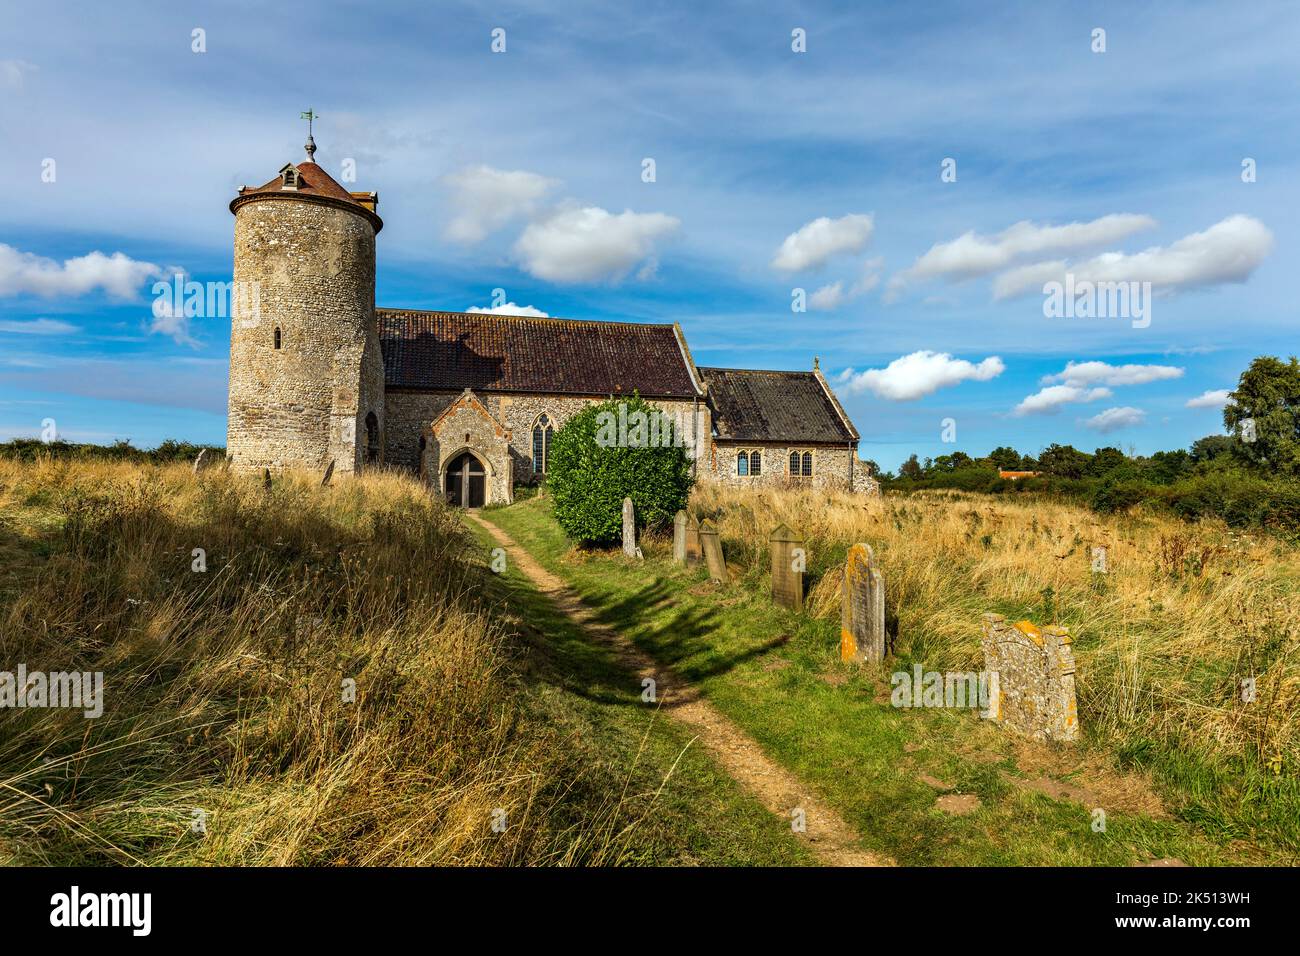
445,451,487,508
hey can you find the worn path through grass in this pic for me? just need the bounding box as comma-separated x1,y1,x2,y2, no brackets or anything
467,511,891,867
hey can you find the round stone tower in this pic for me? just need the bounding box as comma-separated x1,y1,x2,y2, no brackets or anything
226,134,385,474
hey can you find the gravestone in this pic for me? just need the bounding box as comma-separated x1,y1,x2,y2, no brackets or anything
192,449,208,475
979,613,1078,742
840,543,885,663
622,497,637,557
685,514,702,563
322,459,335,487
262,468,272,493
673,510,688,564
698,519,727,583
769,524,804,611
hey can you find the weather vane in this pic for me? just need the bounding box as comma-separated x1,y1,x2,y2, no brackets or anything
300,109,318,162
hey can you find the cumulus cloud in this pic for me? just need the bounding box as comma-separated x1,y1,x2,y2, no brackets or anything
514,206,680,283
1042,360,1184,388
0,318,78,335
771,214,875,273
902,214,1155,284
1012,360,1181,416
0,244,167,299
837,350,1004,401
993,214,1274,299
443,165,559,244
1186,389,1231,409
1083,406,1146,433
466,301,549,317
808,259,882,311
1013,384,1112,416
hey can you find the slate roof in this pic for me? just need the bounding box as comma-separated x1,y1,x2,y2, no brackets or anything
378,310,703,399
698,367,858,444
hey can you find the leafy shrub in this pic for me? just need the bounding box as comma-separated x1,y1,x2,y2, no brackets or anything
547,396,694,545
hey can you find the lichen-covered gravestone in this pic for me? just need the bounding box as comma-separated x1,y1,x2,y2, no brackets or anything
840,543,885,662
698,519,727,583
673,510,688,564
622,497,637,558
769,524,804,611
979,613,1078,742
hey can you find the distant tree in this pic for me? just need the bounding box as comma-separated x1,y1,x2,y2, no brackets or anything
1086,446,1128,477
1146,449,1192,484
859,458,881,477
1223,355,1300,476
1190,434,1235,464
899,454,922,479
986,446,1022,470
931,451,974,473
1037,443,1090,479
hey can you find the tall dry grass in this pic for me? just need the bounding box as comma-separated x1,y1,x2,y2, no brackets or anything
0,458,635,865
691,481,1300,785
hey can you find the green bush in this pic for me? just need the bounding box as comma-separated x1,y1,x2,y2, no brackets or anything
547,396,694,545
0,438,223,464
1091,479,1150,514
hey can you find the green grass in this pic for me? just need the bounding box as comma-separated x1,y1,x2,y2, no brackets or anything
463,520,814,865
484,496,1289,866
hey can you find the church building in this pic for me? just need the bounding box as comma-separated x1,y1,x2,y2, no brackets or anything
225,138,876,505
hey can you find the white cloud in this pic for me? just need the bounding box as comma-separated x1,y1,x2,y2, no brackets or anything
466,302,549,317
771,214,874,273
1083,406,1146,433
808,258,882,311
443,165,559,244
148,297,199,347
837,350,1004,401
994,214,1274,299
903,214,1155,284
0,60,36,91
1041,360,1184,388
0,244,167,299
514,206,679,283
1186,389,1231,409
1013,384,1112,416
0,318,78,335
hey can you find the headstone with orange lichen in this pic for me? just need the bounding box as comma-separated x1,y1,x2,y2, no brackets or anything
840,543,885,663
979,613,1078,742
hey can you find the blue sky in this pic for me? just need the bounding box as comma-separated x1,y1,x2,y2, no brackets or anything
1,0,1295,470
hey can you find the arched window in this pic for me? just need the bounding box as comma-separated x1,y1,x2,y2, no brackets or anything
532,414,553,475
802,451,813,477
364,412,379,465
789,451,800,475
749,450,762,476
273,327,282,349
737,451,749,476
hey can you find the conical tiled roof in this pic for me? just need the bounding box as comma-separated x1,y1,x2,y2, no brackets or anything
232,161,382,232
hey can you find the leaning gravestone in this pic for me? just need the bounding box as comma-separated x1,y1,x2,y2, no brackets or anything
321,459,335,487
673,510,688,564
979,613,1079,742
698,519,727,583
192,448,208,475
840,543,885,663
769,524,804,611
622,497,638,558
